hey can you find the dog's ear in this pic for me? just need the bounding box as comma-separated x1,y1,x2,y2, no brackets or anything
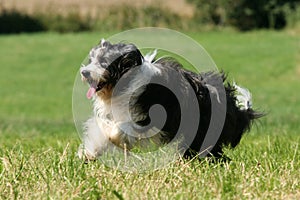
99,39,111,48
100,38,105,45
116,44,143,69
105,43,143,81
119,48,143,70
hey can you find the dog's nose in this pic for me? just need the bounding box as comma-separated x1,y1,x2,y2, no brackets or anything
81,70,90,78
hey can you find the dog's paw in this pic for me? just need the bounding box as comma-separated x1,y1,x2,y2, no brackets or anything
77,144,97,162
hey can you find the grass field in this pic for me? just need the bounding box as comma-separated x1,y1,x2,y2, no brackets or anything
0,30,299,199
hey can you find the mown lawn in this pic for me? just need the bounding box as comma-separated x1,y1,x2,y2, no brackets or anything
0,30,299,199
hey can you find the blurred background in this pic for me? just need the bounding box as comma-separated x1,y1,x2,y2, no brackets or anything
1,0,300,33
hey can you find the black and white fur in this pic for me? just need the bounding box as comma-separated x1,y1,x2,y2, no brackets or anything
78,39,262,160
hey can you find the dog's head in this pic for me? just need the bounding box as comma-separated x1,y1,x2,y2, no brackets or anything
80,39,143,100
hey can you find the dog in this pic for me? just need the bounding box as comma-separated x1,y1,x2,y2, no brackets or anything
77,39,262,161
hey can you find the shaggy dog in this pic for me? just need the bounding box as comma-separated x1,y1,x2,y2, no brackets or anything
78,39,262,161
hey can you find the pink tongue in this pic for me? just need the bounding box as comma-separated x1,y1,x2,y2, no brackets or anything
86,87,96,99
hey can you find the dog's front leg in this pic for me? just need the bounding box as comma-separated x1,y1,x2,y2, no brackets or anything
78,117,110,161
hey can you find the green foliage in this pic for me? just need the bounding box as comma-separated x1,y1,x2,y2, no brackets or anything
89,6,185,32
228,0,300,30
38,12,92,33
188,0,300,30
0,9,45,34
0,6,190,34
187,0,230,26
1,1,300,33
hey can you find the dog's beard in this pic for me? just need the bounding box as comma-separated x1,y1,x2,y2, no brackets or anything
80,68,108,99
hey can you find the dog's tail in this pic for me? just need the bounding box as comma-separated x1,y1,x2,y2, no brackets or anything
233,82,253,111
227,83,264,148
233,82,264,118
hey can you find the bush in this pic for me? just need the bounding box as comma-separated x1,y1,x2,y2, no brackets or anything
92,6,188,32
228,0,299,30
187,0,232,26
0,10,45,34
188,0,300,31
0,6,192,34
38,12,92,33
2,2,299,33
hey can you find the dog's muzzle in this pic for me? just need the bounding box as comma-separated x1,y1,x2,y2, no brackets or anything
80,69,107,99
81,70,91,79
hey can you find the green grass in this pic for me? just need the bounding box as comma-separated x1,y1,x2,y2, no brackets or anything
0,30,300,199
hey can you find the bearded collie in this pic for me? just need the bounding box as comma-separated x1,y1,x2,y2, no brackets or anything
78,39,262,161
